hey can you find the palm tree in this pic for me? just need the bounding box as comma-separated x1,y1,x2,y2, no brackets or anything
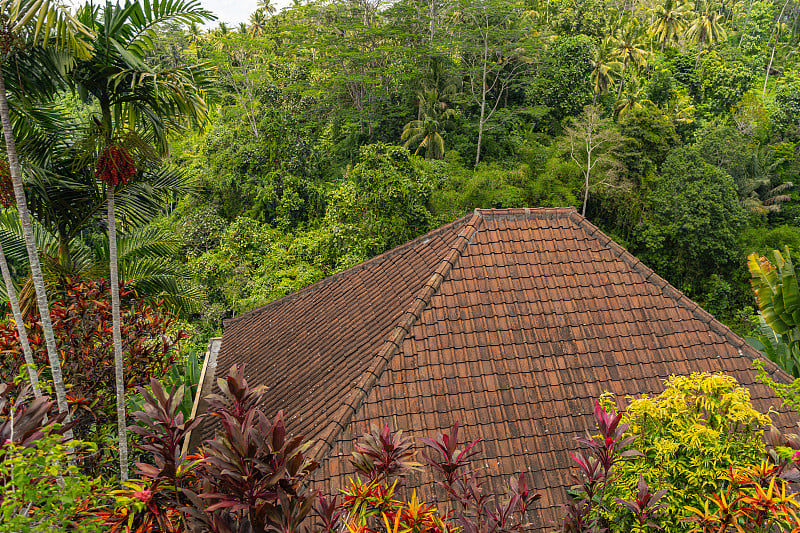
401,89,455,159
73,0,212,481
741,144,794,213
250,10,268,36
259,0,277,16
187,21,204,58
663,91,696,125
0,0,91,424
590,37,622,102
615,77,655,118
0,49,77,396
650,0,691,53
612,20,650,102
686,7,727,68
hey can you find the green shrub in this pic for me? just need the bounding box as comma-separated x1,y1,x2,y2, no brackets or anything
0,435,101,532
599,373,771,532
0,380,102,532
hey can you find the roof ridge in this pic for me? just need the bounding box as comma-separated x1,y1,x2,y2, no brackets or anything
225,212,476,327
309,211,485,461
475,207,578,220
566,211,793,385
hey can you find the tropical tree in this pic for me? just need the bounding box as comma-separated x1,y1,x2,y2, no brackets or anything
0,0,91,425
590,37,622,101
686,6,727,68
612,19,650,102
250,9,268,36
459,0,531,165
401,89,455,159
72,0,213,481
649,0,691,53
563,105,626,216
259,0,277,16
615,77,654,118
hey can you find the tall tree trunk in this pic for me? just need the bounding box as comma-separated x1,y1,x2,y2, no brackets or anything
763,36,779,96
0,241,40,397
107,187,129,481
739,0,754,47
475,116,484,166
475,29,488,166
694,40,705,68
763,0,791,97
582,142,592,216
0,66,70,425
616,61,628,102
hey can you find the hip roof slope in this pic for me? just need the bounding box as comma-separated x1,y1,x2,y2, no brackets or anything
211,208,794,531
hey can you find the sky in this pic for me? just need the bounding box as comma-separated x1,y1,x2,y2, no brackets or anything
199,0,293,27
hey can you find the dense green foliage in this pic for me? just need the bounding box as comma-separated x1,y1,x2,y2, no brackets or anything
3,0,800,526
126,0,800,339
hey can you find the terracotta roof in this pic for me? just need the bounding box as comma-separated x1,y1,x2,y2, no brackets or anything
208,207,795,531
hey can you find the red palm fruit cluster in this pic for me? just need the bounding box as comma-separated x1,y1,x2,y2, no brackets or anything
96,145,136,186
0,160,14,209
0,20,17,55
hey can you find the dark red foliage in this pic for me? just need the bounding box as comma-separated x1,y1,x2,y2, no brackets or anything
0,160,13,209
422,423,540,533
350,422,420,484
613,475,668,528
560,401,647,533
184,365,319,533
420,421,481,486
93,378,203,533
0,381,73,448
0,277,188,445
313,494,343,533
96,145,136,186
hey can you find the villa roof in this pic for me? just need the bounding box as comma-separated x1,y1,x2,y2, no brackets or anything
205,207,794,530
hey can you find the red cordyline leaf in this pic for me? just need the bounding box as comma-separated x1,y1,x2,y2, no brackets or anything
96,145,136,186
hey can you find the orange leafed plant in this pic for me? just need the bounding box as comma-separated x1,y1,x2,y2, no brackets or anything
684,460,800,532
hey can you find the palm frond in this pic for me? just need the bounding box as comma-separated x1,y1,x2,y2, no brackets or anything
113,165,196,226
87,254,204,313
0,208,58,264
2,0,94,59
92,226,181,262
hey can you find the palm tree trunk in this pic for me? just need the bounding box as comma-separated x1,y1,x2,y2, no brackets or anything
107,187,129,481
0,65,70,424
763,36,779,97
0,240,40,397
616,61,628,102
763,0,791,97
694,41,704,68
739,0,754,47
